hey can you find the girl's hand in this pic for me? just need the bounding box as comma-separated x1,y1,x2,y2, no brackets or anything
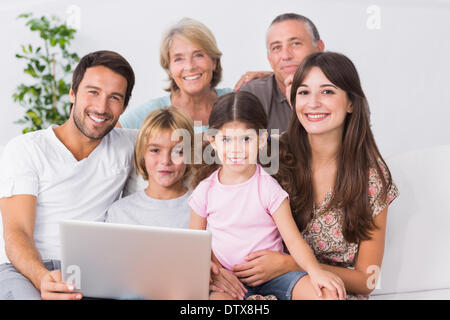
309,269,347,300
232,250,290,286
210,261,247,300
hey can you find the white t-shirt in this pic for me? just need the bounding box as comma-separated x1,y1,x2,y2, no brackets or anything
105,190,191,229
0,125,137,260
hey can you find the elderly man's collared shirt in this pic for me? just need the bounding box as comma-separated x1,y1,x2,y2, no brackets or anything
240,75,292,133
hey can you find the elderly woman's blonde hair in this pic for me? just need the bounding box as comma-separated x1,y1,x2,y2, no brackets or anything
134,106,195,181
160,17,223,92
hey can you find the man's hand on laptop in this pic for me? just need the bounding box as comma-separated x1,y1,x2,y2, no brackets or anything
40,270,83,300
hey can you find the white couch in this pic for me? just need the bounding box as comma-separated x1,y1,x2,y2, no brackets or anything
371,144,450,299
1,144,450,299
0,145,5,264
0,215,3,265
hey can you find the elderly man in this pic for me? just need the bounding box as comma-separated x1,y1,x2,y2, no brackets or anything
0,50,137,300
239,13,325,133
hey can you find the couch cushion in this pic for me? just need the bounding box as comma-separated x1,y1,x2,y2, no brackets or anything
0,145,6,263
0,212,4,264
371,288,450,300
372,144,450,295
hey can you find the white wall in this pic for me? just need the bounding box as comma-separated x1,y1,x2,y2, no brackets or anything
1,0,449,157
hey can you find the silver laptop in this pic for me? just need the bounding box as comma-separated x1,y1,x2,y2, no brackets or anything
60,220,211,300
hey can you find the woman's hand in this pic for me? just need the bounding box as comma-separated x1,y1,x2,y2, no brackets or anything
232,250,294,287
308,269,347,300
210,261,247,300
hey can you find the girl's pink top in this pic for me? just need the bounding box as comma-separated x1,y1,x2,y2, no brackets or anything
189,164,289,270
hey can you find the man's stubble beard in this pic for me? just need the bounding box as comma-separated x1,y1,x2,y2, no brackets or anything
72,100,117,141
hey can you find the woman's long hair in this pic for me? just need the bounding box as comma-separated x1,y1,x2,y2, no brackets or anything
190,91,268,189
281,51,393,243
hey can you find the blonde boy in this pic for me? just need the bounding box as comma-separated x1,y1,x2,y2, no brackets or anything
106,107,194,227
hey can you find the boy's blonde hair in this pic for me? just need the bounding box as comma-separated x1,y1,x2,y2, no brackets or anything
134,106,194,181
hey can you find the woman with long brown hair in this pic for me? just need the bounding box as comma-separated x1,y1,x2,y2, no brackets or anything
232,52,399,299
189,91,346,300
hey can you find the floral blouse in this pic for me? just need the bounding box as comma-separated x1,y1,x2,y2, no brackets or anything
301,164,399,300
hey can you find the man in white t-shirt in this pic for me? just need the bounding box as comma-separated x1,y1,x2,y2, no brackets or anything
0,50,137,300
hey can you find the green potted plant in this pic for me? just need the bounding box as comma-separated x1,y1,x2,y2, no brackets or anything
13,13,80,133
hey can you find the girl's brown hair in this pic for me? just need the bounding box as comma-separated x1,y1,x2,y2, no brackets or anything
280,51,393,243
190,91,268,189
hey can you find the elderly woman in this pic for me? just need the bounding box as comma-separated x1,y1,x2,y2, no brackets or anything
118,18,269,133
117,18,228,133
120,18,262,194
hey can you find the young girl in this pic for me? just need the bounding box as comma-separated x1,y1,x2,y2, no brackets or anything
106,106,194,228
188,91,346,300
232,52,399,300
